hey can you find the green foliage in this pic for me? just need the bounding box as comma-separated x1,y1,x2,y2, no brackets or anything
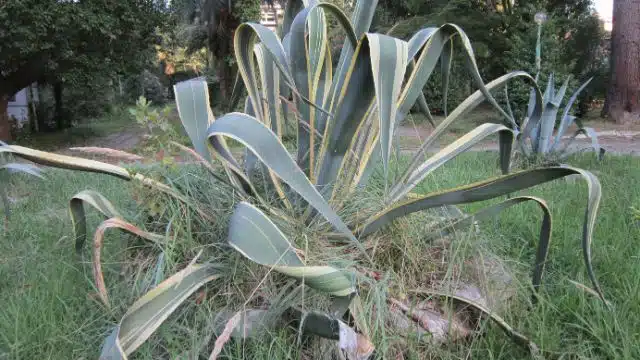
0,0,163,95
377,0,608,114
234,0,262,23
129,96,178,153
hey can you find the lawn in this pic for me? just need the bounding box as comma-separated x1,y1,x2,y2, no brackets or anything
1,152,639,359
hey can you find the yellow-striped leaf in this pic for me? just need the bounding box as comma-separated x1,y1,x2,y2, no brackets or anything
229,202,356,297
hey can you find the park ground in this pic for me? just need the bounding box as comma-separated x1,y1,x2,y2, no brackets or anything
1,107,640,359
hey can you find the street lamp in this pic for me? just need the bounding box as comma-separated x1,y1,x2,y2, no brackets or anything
534,11,547,75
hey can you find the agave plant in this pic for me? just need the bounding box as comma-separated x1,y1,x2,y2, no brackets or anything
505,74,604,165
0,0,609,358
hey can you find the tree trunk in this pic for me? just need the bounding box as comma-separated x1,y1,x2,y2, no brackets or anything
607,0,640,124
0,95,10,141
54,82,65,130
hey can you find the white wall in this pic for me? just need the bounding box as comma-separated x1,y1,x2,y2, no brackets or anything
7,85,37,126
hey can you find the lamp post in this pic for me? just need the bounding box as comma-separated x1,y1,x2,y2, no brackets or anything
534,11,547,76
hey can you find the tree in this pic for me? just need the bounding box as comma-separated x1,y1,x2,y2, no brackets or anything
175,0,262,102
606,0,640,123
0,0,163,141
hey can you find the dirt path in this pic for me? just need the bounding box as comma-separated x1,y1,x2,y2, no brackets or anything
398,123,640,155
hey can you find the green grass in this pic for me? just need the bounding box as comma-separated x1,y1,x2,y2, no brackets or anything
13,106,140,151
1,153,639,359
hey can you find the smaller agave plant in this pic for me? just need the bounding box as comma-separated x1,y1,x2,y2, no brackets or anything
506,74,605,165
0,140,44,227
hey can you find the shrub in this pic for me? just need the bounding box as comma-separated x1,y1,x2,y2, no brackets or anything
0,0,608,358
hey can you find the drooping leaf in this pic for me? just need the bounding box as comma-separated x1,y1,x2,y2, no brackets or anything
228,202,356,297
92,218,166,307
361,167,605,303
427,196,551,293
394,72,540,195
208,113,356,241
0,145,131,180
412,290,541,357
389,123,514,202
100,263,221,359
70,190,123,252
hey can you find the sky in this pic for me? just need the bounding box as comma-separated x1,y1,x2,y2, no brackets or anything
594,0,613,20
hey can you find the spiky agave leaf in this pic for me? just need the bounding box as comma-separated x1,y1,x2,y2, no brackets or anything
100,263,221,359
359,166,606,304
229,201,356,297
92,218,166,307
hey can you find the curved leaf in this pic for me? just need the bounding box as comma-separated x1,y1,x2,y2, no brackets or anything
427,196,551,293
361,166,605,303
394,72,539,193
552,77,593,149
229,202,356,297
174,79,214,161
208,113,356,241
92,218,166,307
389,123,514,202
413,290,541,356
100,263,220,359
70,190,123,252
0,145,131,180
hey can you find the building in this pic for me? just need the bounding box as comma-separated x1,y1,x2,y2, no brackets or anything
6,84,38,128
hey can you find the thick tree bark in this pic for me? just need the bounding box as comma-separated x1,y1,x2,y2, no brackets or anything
607,0,640,123
0,95,9,141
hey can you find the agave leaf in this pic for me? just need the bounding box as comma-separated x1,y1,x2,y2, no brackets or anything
415,89,437,128
287,308,374,358
441,39,454,117
289,2,355,174
254,43,283,136
394,71,537,197
235,22,295,123
318,34,408,187
316,34,377,188
175,79,259,199
551,77,593,149
174,80,214,162
229,202,356,297
427,196,551,293
0,145,131,180
389,123,514,202
100,263,221,359
92,218,166,307
362,166,606,303
397,24,518,128
412,290,541,356
552,76,570,106
0,163,45,178
558,127,605,160
369,34,409,175
326,0,377,117
70,190,123,252
208,113,356,241
281,0,305,38
538,76,570,154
